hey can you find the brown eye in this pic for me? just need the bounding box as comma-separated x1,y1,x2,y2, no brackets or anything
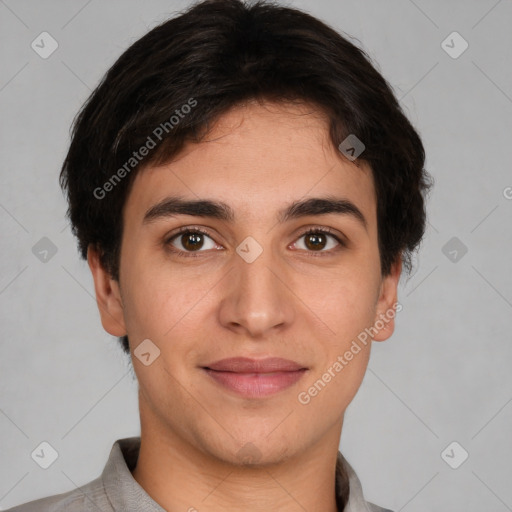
167,229,217,254
181,232,205,251
304,232,328,251
293,228,344,254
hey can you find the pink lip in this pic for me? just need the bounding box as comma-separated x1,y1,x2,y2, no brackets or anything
202,357,308,398
205,357,306,373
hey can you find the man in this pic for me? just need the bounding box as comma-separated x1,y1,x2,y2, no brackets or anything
7,0,431,510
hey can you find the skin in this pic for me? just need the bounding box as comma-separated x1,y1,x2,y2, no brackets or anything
88,100,401,512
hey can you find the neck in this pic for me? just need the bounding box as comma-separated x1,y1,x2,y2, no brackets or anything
131,406,346,512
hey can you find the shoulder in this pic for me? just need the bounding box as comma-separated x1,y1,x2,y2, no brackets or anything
5,491,86,512
4,476,112,512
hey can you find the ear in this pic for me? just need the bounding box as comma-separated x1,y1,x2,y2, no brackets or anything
372,256,402,342
87,245,127,337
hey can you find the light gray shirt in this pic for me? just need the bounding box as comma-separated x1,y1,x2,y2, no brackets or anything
6,437,393,512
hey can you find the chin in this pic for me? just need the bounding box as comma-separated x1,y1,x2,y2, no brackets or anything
203,433,299,469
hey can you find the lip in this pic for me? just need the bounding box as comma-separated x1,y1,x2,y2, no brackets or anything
205,357,306,373
202,357,308,398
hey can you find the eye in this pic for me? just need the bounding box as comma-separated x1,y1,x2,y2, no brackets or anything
164,226,345,259
292,227,344,255
165,227,220,257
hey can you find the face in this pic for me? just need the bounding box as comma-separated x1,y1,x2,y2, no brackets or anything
89,100,401,466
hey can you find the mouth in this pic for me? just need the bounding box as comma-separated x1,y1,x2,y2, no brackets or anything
201,357,308,398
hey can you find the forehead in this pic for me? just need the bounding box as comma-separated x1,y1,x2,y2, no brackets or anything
124,101,376,225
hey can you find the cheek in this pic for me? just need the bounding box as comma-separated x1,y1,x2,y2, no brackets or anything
296,268,378,403
119,254,217,345
118,252,175,341
309,266,380,336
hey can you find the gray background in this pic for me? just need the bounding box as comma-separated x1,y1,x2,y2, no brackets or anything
1,0,511,510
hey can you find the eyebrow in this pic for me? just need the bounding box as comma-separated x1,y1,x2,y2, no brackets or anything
143,195,367,230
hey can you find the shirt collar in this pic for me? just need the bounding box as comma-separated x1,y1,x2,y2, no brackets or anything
101,437,375,512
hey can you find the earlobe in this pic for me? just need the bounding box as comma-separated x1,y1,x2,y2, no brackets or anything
372,256,402,342
87,245,127,337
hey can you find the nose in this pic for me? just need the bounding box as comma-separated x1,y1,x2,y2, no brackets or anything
217,247,295,338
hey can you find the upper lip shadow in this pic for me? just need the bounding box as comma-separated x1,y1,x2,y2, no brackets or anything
203,357,307,373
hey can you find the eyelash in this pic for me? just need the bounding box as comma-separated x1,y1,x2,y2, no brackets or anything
164,226,345,259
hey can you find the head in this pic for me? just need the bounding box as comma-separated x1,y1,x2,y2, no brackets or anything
60,0,431,465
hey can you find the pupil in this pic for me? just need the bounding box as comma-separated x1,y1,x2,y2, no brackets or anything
306,233,325,250
183,232,203,251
